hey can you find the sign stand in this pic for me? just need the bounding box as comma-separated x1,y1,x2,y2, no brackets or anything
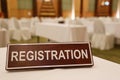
6,42,94,70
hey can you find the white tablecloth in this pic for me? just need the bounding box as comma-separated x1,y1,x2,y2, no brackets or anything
0,47,120,80
35,23,88,42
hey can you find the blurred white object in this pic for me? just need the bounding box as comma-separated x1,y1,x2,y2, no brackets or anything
30,17,40,35
28,12,32,16
9,18,31,41
91,20,114,50
0,18,8,30
0,29,9,47
36,22,88,42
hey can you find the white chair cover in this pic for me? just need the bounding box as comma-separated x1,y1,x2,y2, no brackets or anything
9,18,31,41
12,30,22,41
0,29,9,47
94,20,105,34
21,29,31,40
91,20,114,50
0,18,8,30
19,18,30,29
30,17,40,35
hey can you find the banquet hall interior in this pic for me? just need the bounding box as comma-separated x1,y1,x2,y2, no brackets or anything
0,0,120,64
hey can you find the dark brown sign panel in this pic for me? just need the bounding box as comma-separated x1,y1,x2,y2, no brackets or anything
6,42,94,70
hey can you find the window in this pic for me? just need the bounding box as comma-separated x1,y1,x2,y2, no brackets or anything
62,0,72,11
18,0,32,10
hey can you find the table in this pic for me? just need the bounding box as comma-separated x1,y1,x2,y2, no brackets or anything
0,47,120,80
35,23,88,42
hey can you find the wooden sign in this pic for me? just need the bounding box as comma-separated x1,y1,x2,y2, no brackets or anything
6,42,94,70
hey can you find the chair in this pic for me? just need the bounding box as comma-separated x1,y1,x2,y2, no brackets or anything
0,29,9,47
91,20,114,50
0,18,8,30
19,18,32,40
9,18,31,41
30,17,40,35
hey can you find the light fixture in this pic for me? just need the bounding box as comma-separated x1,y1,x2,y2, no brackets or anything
71,0,75,20
116,0,120,18
104,1,110,6
44,0,51,2
101,1,105,6
101,0,110,6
